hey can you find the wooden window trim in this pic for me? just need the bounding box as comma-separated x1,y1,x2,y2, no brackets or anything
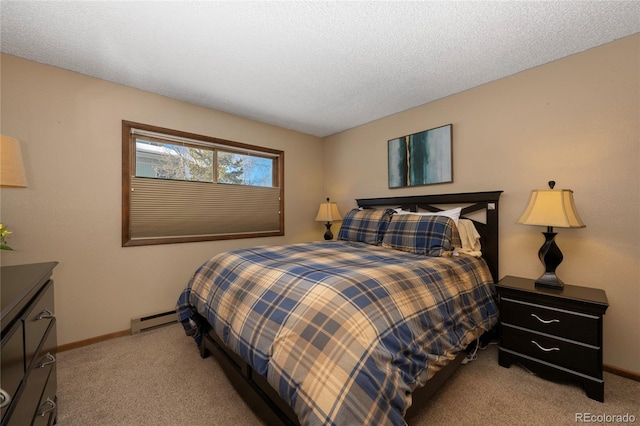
122,120,285,246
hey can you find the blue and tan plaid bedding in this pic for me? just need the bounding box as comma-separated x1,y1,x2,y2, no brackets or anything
176,240,498,426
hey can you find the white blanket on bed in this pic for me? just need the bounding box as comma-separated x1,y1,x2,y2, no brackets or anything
456,219,482,257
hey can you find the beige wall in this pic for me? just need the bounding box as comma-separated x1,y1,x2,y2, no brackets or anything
2,34,638,374
0,54,324,345
324,34,640,373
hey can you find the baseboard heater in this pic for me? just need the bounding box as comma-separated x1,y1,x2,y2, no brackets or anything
131,309,177,334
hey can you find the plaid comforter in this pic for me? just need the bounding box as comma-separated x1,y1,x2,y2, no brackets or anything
176,241,498,426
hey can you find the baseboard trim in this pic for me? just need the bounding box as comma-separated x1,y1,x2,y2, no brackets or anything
57,329,131,353
604,364,640,382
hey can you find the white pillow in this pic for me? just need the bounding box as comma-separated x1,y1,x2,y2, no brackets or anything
394,207,461,225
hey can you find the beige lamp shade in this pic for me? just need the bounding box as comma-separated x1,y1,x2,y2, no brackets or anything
517,188,585,228
315,198,342,222
0,135,28,188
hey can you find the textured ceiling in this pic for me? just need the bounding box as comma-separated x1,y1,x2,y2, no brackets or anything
1,1,639,137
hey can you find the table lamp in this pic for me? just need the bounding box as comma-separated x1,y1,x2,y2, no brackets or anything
1,135,28,188
315,197,342,240
517,181,585,289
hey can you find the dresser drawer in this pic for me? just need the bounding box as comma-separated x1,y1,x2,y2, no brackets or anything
1,321,24,422
500,297,600,345
33,367,57,426
6,321,57,426
24,281,55,372
501,324,601,378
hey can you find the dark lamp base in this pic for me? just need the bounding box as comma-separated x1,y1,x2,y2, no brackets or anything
535,231,564,290
535,272,564,290
323,222,333,240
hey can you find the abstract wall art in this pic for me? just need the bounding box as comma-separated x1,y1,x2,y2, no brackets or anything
388,124,452,188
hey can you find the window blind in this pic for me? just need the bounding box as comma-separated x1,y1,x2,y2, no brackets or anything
130,177,281,239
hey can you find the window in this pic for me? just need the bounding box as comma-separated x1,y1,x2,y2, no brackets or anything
122,121,284,246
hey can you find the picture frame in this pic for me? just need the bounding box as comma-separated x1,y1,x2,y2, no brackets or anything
388,124,452,188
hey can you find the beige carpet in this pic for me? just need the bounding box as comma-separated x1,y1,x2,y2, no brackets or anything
57,324,639,425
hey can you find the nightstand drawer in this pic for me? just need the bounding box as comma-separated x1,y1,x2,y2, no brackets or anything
500,297,599,345
501,324,601,378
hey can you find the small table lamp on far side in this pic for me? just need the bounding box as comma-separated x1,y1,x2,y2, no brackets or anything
315,197,342,240
517,180,585,289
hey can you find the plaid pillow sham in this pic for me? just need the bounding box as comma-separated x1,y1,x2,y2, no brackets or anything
381,214,462,256
337,208,395,245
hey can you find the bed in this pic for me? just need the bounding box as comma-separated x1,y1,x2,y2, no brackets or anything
176,190,502,425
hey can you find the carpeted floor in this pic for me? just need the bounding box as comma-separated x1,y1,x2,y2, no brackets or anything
56,324,639,425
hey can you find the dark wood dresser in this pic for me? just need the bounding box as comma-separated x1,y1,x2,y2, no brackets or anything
1,262,58,425
496,275,608,401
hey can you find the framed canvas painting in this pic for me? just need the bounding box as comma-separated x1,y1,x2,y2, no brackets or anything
388,124,452,188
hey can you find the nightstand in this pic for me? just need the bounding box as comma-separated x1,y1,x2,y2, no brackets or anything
496,275,608,402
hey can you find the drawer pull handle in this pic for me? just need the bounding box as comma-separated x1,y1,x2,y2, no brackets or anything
531,340,560,352
37,309,55,320
0,389,11,409
38,398,56,417
531,313,559,324
38,353,56,368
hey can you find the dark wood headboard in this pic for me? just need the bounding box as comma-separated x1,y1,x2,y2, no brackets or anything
355,190,503,283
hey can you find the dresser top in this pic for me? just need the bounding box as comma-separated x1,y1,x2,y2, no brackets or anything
496,275,608,308
1,262,58,328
